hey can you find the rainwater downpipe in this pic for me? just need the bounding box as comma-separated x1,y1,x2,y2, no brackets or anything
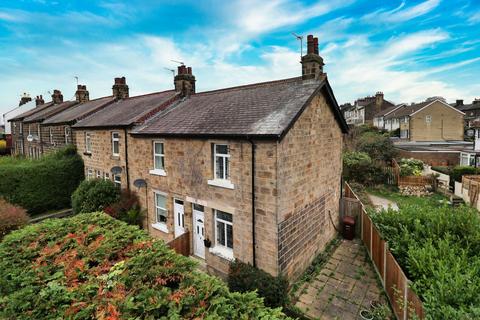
124,128,130,190
249,139,257,268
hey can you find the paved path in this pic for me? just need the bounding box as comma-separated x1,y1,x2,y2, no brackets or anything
295,239,387,320
367,194,398,212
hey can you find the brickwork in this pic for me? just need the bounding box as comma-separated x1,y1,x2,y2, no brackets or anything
23,121,43,158
127,136,279,276
73,128,128,187
10,120,24,155
277,93,343,279
396,148,459,166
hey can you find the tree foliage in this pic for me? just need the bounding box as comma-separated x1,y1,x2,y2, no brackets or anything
0,213,291,320
71,179,120,214
0,145,84,215
343,151,386,185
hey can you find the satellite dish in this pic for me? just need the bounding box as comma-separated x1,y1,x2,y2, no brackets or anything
110,166,122,174
133,179,147,188
27,135,33,142
466,129,475,137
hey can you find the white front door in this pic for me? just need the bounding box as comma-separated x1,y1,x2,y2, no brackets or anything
193,204,205,259
173,199,185,238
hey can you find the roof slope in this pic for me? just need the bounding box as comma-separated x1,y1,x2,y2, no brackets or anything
73,90,178,128
9,101,55,121
374,104,404,117
133,77,348,138
24,101,78,123
43,96,115,125
385,101,430,119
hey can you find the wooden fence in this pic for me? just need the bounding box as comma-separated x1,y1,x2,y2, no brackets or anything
344,182,425,320
392,159,434,187
167,231,190,257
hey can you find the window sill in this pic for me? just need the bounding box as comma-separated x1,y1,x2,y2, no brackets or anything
149,168,167,176
110,155,120,160
207,179,234,190
151,223,169,233
209,246,234,261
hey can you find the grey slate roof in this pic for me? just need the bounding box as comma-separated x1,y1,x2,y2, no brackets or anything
133,77,348,138
43,96,115,125
374,104,403,117
9,102,55,121
73,90,178,128
384,101,431,119
23,101,78,123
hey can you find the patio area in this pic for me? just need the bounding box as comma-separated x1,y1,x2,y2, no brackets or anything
295,239,388,320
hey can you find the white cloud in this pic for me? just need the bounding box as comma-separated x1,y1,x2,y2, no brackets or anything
0,11,24,22
469,11,480,24
362,0,441,23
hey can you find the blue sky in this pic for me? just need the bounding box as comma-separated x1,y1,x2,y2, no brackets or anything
1,0,480,117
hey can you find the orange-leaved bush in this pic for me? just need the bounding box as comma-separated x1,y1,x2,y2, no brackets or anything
0,198,29,239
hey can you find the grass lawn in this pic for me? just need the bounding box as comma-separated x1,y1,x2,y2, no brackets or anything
365,185,449,209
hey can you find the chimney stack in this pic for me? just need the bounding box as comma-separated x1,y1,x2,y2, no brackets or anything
174,65,196,97
301,34,324,80
51,90,63,104
75,84,90,103
375,92,384,113
112,77,129,99
35,95,44,106
19,93,32,106
473,98,480,105
456,99,464,106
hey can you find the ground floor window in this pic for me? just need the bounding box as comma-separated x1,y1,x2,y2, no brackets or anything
113,174,121,187
400,129,409,139
215,210,233,250
460,152,476,167
87,168,93,179
155,193,167,224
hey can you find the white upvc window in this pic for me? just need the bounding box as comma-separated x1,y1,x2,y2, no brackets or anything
85,132,92,153
87,168,93,179
152,192,169,233
213,210,233,259
28,124,31,135
426,115,432,124
104,172,110,180
113,174,121,187
64,126,70,144
49,128,53,144
208,144,234,189
112,132,120,156
37,124,41,136
149,141,166,176
96,170,102,179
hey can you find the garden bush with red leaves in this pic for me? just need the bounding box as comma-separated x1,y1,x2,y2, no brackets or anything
104,190,143,227
0,212,290,320
0,198,29,239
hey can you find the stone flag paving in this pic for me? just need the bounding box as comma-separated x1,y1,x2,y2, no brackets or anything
295,239,387,320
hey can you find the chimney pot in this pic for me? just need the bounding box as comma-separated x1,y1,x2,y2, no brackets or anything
301,34,325,80
313,37,319,55
174,65,196,97
307,34,314,54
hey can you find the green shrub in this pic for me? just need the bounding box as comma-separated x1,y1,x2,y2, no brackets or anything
398,158,424,176
431,166,452,175
343,151,386,185
370,202,480,319
450,165,479,182
71,179,120,214
0,213,290,319
104,190,144,227
0,145,84,215
228,260,289,308
0,198,29,240
356,132,396,162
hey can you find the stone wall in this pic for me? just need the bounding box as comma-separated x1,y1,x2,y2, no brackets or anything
127,136,279,276
23,121,42,158
41,124,73,154
395,148,459,166
10,120,24,155
73,128,128,187
277,93,343,279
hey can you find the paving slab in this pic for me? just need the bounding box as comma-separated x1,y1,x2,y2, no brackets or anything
295,239,388,319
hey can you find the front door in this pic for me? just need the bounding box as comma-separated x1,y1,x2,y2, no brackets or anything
193,204,205,259
173,199,185,238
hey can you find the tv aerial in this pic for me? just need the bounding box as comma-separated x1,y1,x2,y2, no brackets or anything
164,67,175,78
170,59,185,66
291,32,303,61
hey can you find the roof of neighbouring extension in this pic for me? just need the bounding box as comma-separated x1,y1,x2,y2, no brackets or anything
43,96,116,125
72,90,178,128
132,77,348,139
374,104,404,117
385,99,465,119
23,101,79,123
9,101,55,121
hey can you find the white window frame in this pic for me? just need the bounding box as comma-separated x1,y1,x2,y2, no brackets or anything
113,174,121,188
49,127,54,144
64,126,70,144
96,170,102,179
87,168,93,180
149,141,166,176
426,115,432,124
85,132,92,153
28,124,31,136
208,143,234,189
112,132,120,156
152,192,169,233
104,172,110,180
210,209,234,260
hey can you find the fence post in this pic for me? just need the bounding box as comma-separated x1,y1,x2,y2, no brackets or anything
403,279,408,320
369,215,373,256
383,241,387,286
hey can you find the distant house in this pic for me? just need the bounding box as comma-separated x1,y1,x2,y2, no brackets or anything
373,104,404,130
385,99,465,141
2,94,35,135
342,92,395,126
455,99,480,127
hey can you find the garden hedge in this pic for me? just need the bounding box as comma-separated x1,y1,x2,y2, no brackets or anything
0,146,84,215
0,212,290,319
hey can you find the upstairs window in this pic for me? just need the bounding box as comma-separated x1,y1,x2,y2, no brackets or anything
85,132,92,153
426,115,432,124
214,144,230,180
112,132,120,156
154,142,165,170
64,126,70,144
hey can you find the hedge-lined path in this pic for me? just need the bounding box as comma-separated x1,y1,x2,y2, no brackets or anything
295,239,387,320
367,193,398,212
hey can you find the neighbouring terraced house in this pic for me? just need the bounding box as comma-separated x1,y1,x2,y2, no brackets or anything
8,35,348,280
342,92,395,126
